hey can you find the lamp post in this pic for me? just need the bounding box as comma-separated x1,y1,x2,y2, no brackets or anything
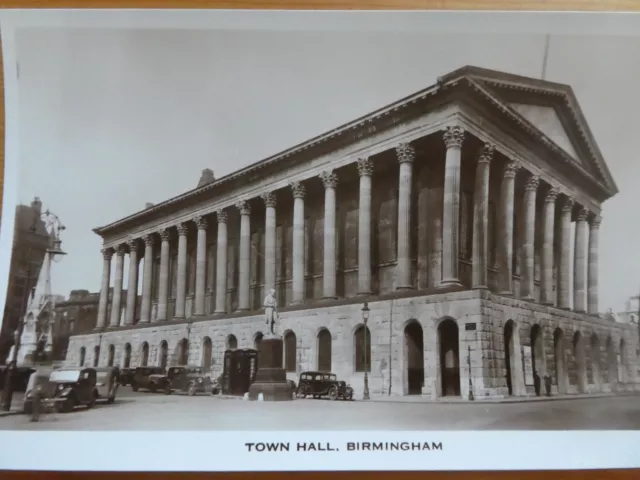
467,344,474,401
361,302,370,401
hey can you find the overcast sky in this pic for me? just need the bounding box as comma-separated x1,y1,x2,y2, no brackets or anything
13,28,640,312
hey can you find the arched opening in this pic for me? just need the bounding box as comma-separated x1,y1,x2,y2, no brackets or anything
107,344,115,367
504,320,516,396
226,334,238,350
354,325,371,373
93,345,100,367
177,338,189,365
79,347,86,367
124,343,132,368
254,332,263,350
404,321,424,395
573,331,586,393
590,334,601,389
620,339,627,384
530,324,544,396
141,342,149,367
284,331,297,373
554,328,567,394
202,337,213,371
159,341,168,370
317,329,332,372
438,319,460,397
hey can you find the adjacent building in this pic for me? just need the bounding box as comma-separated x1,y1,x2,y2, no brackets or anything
65,66,639,399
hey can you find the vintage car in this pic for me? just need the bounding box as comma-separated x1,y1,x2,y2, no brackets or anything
94,366,120,404
23,367,57,415
119,367,135,386
296,371,354,401
46,367,97,413
164,366,213,396
130,366,168,393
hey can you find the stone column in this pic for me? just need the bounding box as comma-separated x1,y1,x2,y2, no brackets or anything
357,157,373,295
573,207,589,313
587,216,601,315
540,187,559,305
320,170,338,298
441,125,465,286
124,239,139,326
193,216,208,316
498,161,518,295
236,201,251,311
214,210,228,314
109,245,126,327
290,181,306,304
520,174,539,300
261,192,277,293
96,248,113,330
174,223,188,319
156,228,171,321
139,235,154,324
558,196,574,309
471,144,494,289
396,143,415,290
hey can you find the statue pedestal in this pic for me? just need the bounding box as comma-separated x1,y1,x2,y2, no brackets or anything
248,336,293,401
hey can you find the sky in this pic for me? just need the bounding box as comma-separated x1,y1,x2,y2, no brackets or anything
12,27,640,312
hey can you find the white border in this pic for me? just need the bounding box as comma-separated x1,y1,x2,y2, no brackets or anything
1,8,640,472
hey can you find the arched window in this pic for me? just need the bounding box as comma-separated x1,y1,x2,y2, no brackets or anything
317,329,332,372
227,334,237,350
178,338,189,365
284,331,297,373
124,343,132,368
202,337,213,370
159,341,168,370
354,325,371,373
141,342,149,367
93,345,100,367
79,347,86,367
107,344,115,367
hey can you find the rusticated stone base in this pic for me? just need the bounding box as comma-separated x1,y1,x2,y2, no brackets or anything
248,336,293,401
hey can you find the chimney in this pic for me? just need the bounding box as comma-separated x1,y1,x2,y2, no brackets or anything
197,168,215,188
145,202,154,209
31,196,42,215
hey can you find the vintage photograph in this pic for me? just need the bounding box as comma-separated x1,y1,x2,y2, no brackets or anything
0,11,639,439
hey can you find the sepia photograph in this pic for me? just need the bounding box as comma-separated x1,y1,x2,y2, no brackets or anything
0,8,639,472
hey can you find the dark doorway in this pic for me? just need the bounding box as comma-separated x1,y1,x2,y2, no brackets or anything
504,321,514,395
160,341,168,370
438,319,460,397
404,321,424,395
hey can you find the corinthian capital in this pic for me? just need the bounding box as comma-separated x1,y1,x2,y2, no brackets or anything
115,244,127,256
193,216,208,230
561,196,575,213
478,143,495,164
143,234,155,247
396,143,416,164
545,187,559,204
443,125,465,149
590,215,602,229
504,161,519,179
524,175,540,193
289,181,306,199
158,228,171,242
261,192,277,208
319,170,338,189
357,157,373,177
576,207,589,222
101,248,114,261
236,200,251,216
126,239,139,253
216,209,228,224
177,222,189,236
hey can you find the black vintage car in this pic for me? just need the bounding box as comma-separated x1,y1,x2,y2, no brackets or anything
296,371,354,401
164,366,213,396
130,366,168,393
46,367,97,413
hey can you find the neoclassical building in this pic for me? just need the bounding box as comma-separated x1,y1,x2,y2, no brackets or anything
66,66,639,399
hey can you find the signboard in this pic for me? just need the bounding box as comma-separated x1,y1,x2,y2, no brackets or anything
465,323,477,331
522,346,534,386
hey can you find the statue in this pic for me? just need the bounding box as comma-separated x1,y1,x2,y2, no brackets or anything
263,288,278,336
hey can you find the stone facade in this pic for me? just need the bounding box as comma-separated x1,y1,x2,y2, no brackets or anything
66,65,640,399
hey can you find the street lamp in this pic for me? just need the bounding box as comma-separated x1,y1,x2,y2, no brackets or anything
361,302,370,401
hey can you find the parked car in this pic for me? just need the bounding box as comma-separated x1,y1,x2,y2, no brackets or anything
46,367,97,413
22,367,56,415
130,366,167,393
94,366,120,404
119,367,135,386
296,371,354,401
164,366,213,396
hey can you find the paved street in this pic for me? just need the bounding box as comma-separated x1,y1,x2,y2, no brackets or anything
1,387,639,430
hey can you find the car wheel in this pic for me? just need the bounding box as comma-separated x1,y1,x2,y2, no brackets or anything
61,397,75,413
328,387,338,401
149,383,157,394
296,386,307,399
345,391,353,401
131,383,138,392
107,396,115,404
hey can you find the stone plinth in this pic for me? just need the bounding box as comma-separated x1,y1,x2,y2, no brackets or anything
248,336,293,401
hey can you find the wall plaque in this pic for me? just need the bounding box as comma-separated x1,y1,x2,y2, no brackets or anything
465,322,477,331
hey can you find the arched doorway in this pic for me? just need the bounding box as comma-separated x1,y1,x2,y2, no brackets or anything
404,321,424,395
93,345,100,367
124,343,132,368
354,325,371,373
107,344,115,367
530,325,544,396
438,319,460,397
159,341,168,370
177,338,189,365
202,337,212,371
504,320,516,396
227,334,238,350
284,331,297,373
317,329,332,372
79,347,86,367
573,331,586,393
620,339,627,384
554,328,567,394
141,342,149,367
590,334,601,389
